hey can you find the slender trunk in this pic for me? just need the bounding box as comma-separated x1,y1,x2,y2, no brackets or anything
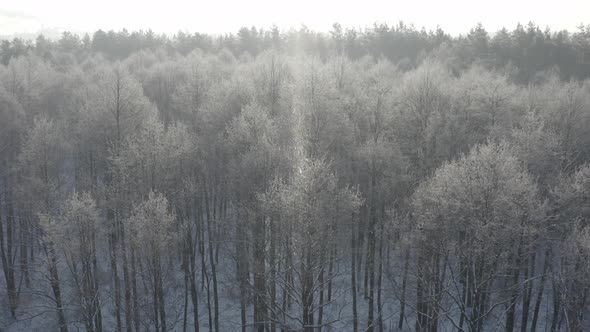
204,181,219,332
109,228,122,332
153,269,160,332
20,212,29,287
302,248,314,332
131,247,139,332
83,258,96,332
282,235,292,332
377,223,384,332
287,239,294,310
351,213,358,332
269,216,277,332
48,247,69,332
398,249,410,331
93,238,103,332
198,197,206,291
236,218,247,332
327,244,335,303
458,255,468,332
317,269,324,332
195,197,206,291
520,253,534,332
205,268,213,332
121,224,133,332
505,240,522,332
5,193,18,317
363,215,370,300
416,245,436,331
367,236,375,332
550,277,560,332
183,261,189,332
0,194,17,318
215,197,222,265
531,248,550,332
367,170,377,332
189,246,200,332
317,255,324,332
253,215,267,332
157,265,167,332
188,220,200,332
473,255,487,332
357,205,365,292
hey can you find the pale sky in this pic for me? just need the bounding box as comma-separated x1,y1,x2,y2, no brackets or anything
1,0,589,37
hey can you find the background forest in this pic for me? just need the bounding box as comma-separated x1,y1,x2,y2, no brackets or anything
1,22,590,331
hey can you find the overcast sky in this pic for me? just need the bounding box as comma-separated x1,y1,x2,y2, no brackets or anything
1,0,589,37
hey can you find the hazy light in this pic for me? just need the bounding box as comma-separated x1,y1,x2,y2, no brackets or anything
1,0,589,37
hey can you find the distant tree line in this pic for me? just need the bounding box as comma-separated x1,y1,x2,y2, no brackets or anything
1,22,590,81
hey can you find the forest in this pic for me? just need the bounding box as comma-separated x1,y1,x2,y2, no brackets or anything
1,22,590,331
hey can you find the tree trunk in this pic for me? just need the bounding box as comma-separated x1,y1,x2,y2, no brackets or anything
376,220,384,332
109,224,122,332
366,170,377,332
367,235,375,332
253,215,267,332
505,241,522,332
204,181,219,332
0,193,18,318
121,224,133,332
269,216,277,332
199,198,206,291
205,268,213,332
550,278,560,332
236,210,248,332
190,247,200,332
188,226,200,332
302,248,314,332
317,252,325,332
327,244,335,303
351,213,359,332
357,205,365,293
183,257,189,332
153,268,160,332
48,247,69,332
130,247,139,332
520,254,534,332
157,265,167,332
531,248,550,332
398,249,410,331
93,237,103,332
20,211,30,287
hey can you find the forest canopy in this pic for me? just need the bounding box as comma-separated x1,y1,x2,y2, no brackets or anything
1,22,590,331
